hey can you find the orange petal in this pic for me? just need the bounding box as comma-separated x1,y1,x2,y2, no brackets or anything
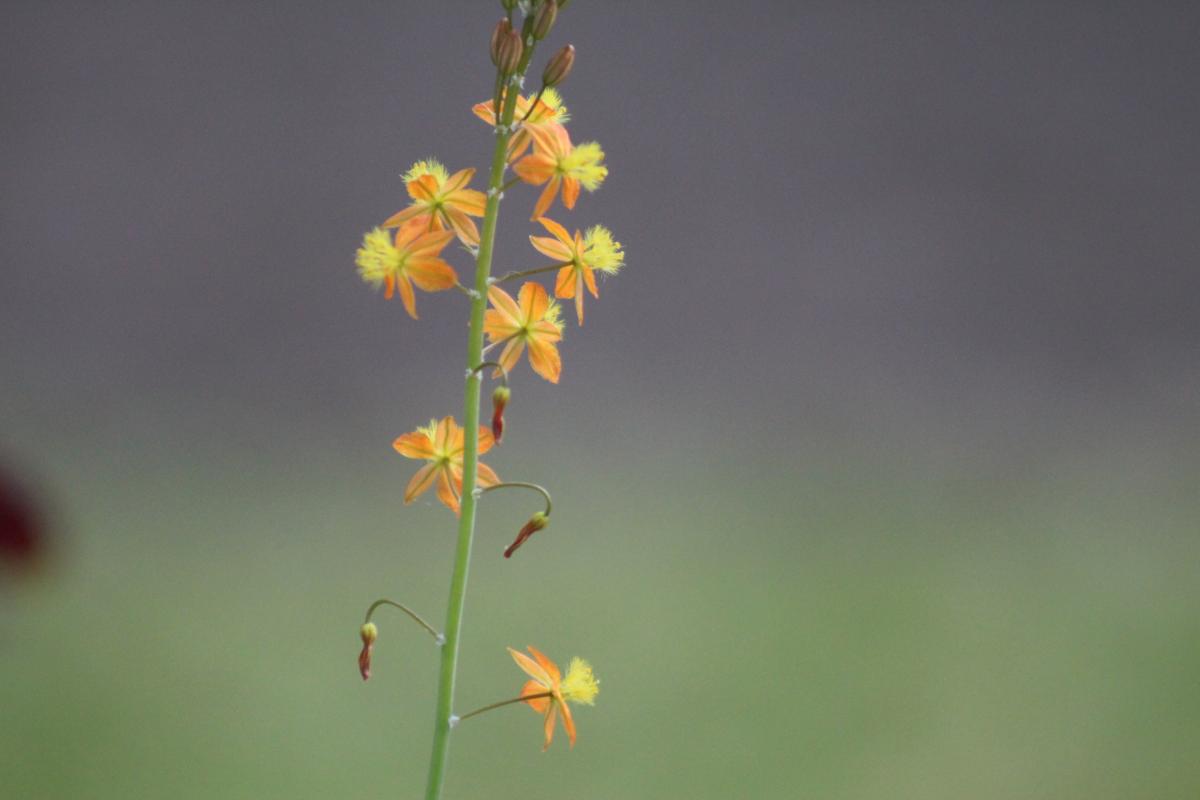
435,469,460,514
528,122,568,158
475,460,500,487
521,680,551,714
508,647,553,685
526,646,561,683
554,265,576,298
529,320,563,343
537,216,574,246
484,310,522,340
448,189,487,216
477,427,496,455
496,337,526,377
403,462,439,503
397,275,418,319
442,207,480,247
434,417,454,452
542,705,558,751
506,130,533,162
443,167,475,194
559,697,577,748
518,281,549,322
562,177,580,209
531,177,560,221
472,100,497,124
513,154,555,185
407,175,439,202
527,338,562,383
486,285,522,320
582,264,599,298
382,205,425,229
406,229,456,258
393,432,436,460
406,258,458,292
384,273,395,300
529,235,573,262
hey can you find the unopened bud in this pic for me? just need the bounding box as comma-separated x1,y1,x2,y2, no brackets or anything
531,0,557,40
497,29,524,75
500,0,517,10
504,511,549,559
491,386,511,443
358,622,378,681
489,19,512,67
541,44,574,88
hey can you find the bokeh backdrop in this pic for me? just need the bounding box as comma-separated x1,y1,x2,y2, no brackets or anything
3,1,1199,797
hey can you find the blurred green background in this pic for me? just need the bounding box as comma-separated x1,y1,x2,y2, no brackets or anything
4,1,1200,798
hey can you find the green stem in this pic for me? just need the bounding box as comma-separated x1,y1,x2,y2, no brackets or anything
423,46,539,800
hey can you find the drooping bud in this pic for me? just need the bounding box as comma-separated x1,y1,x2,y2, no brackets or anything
531,0,557,40
541,44,575,88
504,511,549,558
490,19,513,67
491,386,511,443
497,29,524,75
358,622,379,681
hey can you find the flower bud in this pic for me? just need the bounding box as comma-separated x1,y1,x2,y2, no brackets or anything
498,29,524,75
358,622,378,681
500,0,517,10
541,44,575,88
491,386,511,443
503,511,549,558
489,19,512,67
531,0,557,40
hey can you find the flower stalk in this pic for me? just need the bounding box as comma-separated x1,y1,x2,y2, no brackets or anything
423,32,540,800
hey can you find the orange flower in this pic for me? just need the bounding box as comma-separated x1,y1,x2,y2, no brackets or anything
512,124,607,220
356,226,458,319
483,283,564,383
383,160,488,247
471,88,570,162
509,646,599,751
528,217,624,325
392,417,499,514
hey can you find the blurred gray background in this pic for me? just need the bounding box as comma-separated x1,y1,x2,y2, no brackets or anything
2,2,1198,798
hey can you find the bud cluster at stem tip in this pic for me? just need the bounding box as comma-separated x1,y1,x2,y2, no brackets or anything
490,18,524,75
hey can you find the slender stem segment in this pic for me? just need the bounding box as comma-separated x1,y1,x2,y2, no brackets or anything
423,42,539,800
364,599,443,642
458,691,553,722
491,261,573,285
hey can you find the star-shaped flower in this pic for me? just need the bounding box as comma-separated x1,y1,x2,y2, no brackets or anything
483,282,565,383
472,88,570,162
509,646,599,751
513,124,607,220
383,159,488,247
393,417,499,514
529,217,624,325
356,225,458,319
